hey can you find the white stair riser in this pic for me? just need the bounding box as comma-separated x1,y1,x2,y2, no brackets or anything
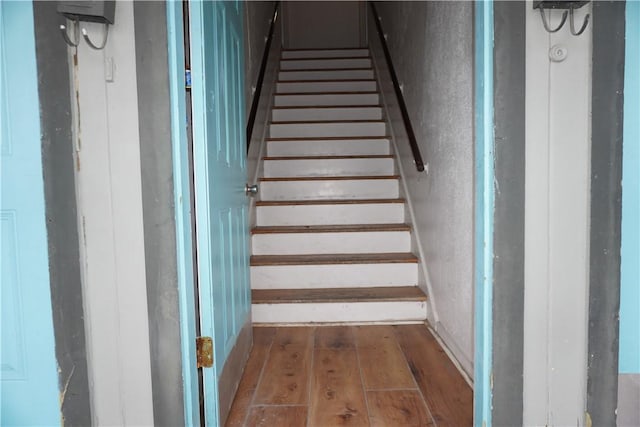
256,203,405,226
280,58,371,70
279,69,374,81
282,49,369,59
276,81,377,93
274,93,379,107
263,158,395,177
252,301,427,324
252,231,411,255
269,122,386,138
267,139,391,157
272,107,383,122
251,263,418,288
259,179,399,200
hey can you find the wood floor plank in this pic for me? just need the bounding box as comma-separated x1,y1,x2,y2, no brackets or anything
225,328,276,427
366,390,435,427
315,326,355,350
309,349,370,426
393,325,473,427
355,326,416,390
253,327,314,405
245,406,307,427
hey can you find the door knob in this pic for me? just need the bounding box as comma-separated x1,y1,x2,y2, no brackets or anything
245,184,258,196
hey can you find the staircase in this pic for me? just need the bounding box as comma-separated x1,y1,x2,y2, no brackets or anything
250,48,428,324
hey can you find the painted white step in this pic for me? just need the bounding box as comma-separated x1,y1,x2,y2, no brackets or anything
253,300,427,324
269,121,386,138
274,93,379,107
255,199,406,226
263,156,395,177
279,69,374,81
280,57,371,70
281,49,370,59
276,80,377,93
259,176,400,200
250,253,418,289
252,224,411,255
272,106,383,122
266,137,391,157
252,286,427,324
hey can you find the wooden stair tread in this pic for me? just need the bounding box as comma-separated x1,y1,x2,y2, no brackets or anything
267,136,389,141
252,224,411,234
250,253,418,266
276,91,378,96
283,47,366,51
271,119,385,124
272,105,382,109
259,175,399,182
252,286,426,304
280,56,371,61
256,198,405,206
263,155,393,161
277,79,376,83
280,67,372,72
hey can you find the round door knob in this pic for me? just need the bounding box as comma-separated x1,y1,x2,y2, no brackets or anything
245,184,258,196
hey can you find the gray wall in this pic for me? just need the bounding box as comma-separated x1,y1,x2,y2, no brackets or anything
282,1,366,49
245,1,277,115
133,2,185,426
33,2,91,425
374,1,475,374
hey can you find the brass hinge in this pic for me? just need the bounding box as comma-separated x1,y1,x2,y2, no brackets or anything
196,336,213,368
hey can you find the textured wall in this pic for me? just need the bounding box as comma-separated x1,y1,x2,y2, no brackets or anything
245,1,276,114
374,1,475,373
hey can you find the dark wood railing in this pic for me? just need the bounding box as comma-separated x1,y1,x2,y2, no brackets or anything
246,1,280,153
369,2,425,172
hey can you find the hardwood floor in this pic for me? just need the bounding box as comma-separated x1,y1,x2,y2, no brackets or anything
225,325,472,427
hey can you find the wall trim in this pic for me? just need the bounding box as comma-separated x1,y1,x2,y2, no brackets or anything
586,1,626,425
491,2,526,426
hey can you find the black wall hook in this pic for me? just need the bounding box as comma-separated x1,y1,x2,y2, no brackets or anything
534,1,590,36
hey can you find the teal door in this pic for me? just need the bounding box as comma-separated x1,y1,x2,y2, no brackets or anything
0,2,60,425
189,1,252,424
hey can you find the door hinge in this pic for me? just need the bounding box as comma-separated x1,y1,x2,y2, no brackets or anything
196,336,213,368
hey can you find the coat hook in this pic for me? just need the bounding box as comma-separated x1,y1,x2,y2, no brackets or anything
81,24,110,50
60,19,80,47
538,7,568,33
569,4,590,36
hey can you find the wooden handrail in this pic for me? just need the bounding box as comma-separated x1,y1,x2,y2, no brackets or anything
247,1,280,153
368,2,425,172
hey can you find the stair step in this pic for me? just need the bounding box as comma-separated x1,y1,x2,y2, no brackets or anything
280,57,371,70
250,253,418,289
251,252,418,266
263,155,395,177
272,106,383,122
251,287,427,324
281,48,370,59
276,80,377,93
267,137,390,157
279,69,374,81
253,286,425,303
269,120,386,138
252,224,411,255
255,198,405,226
274,92,379,107
258,175,400,200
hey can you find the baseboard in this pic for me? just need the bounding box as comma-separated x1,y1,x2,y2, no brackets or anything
432,321,474,384
218,320,253,426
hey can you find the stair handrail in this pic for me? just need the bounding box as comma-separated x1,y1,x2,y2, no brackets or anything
247,1,280,153
368,2,425,172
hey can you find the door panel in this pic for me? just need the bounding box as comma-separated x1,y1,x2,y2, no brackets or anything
190,1,251,425
0,2,59,425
